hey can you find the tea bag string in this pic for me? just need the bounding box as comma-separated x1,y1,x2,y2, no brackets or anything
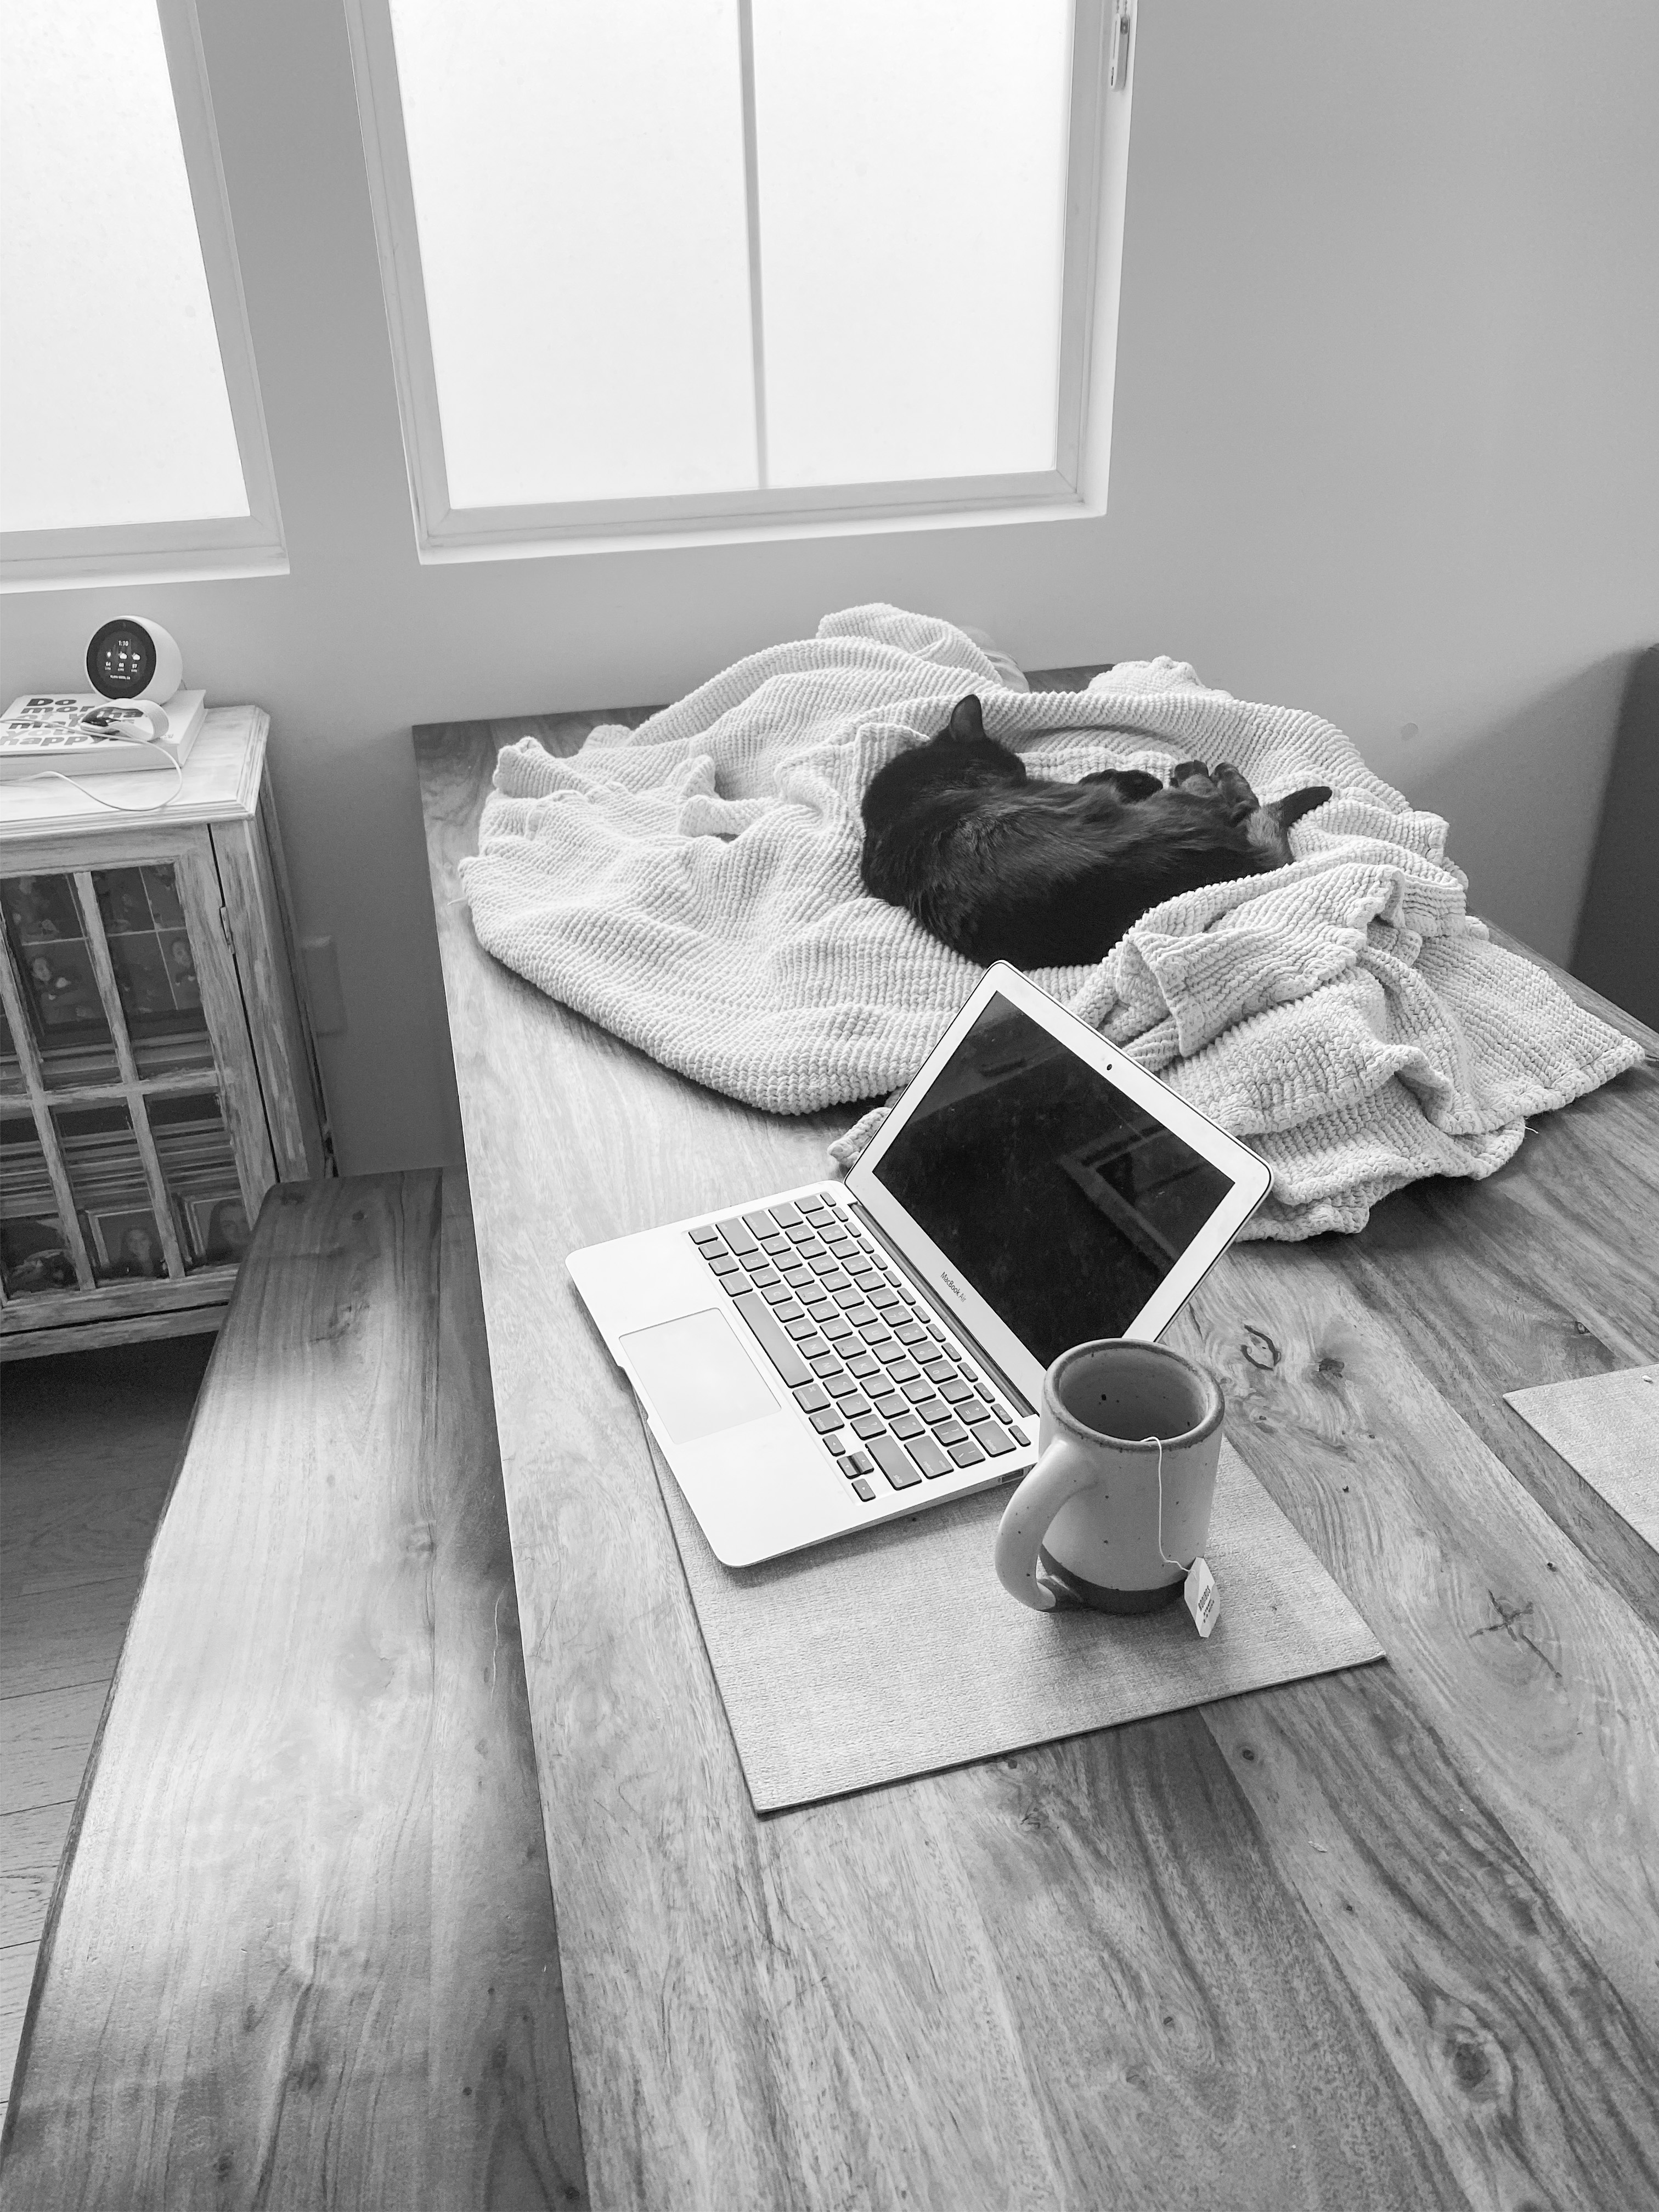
1146,1434,1184,1570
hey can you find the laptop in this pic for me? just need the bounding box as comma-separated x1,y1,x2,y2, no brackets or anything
568,962,1272,1567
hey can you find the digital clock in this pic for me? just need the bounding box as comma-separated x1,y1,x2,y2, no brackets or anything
85,618,183,705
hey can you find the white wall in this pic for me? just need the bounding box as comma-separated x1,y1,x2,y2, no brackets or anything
4,0,1655,1175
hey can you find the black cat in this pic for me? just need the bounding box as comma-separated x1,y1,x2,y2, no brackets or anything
860,694,1331,967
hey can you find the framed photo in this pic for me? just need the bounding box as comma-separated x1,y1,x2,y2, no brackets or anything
92,867,157,938
142,865,185,930
0,1215,75,1296
90,1206,167,1280
158,929,201,1008
186,1189,251,1266
3,873,81,947
19,939,103,1034
106,932,174,1020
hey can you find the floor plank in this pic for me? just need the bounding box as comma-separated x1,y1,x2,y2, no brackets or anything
1,1482,166,1601
0,1686,109,1820
0,1806,75,1951
0,1578,140,1702
1,1940,32,2126
2,1336,209,1601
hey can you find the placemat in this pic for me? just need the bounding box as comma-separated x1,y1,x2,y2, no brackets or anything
647,1436,1384,1813
1505,1364,1659,1551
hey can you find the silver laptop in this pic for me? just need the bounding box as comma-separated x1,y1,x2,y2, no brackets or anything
569,962,1272,1567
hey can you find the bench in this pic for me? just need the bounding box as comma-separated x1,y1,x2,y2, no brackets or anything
0,1173,587,2210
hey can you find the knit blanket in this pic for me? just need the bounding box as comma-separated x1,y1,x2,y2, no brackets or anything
461,605,1643,1240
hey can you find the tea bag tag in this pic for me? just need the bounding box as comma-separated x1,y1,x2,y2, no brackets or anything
1184,1557,1219,1638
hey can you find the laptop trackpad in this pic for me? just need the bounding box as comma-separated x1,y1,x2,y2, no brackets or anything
620,1307,781,1445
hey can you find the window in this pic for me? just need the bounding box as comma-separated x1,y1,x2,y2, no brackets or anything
346,0,1128,558
0,0,285,588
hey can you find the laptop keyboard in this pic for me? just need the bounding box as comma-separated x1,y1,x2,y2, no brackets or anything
688,1192,1023,1505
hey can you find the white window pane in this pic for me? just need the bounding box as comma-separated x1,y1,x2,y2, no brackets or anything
0,0,249,533
389,0,758,508
753,0,1072,488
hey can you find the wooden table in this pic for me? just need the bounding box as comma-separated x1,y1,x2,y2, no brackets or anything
416,680,1659,2212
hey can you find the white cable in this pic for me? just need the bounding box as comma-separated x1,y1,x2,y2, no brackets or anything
18,723,185,814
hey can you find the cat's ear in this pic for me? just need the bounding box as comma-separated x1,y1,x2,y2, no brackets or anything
947,694,986,742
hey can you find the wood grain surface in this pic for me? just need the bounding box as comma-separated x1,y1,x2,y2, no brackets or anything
0,1302,227,1359
1505,1363,1659,1553
0,1173,582,2209
211,810,329,1181
165,832,278,1215
410,688,1659,2210
429,1175,587,2210
71,865,190,1281
0,706,267,838
1170,1251,1659,2045
0,1268,236,1351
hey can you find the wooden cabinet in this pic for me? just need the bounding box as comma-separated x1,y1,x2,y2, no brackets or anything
1,708,332,1358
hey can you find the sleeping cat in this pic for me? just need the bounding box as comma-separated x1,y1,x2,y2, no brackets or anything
860,693,1331,967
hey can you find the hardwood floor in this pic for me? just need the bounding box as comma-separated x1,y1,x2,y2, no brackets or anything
0,1334,212,2126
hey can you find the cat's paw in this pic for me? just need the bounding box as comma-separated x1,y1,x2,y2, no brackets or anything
1079,768,1161,802
1211,763,1262,822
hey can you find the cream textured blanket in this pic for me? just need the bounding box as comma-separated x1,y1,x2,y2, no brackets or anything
461,605,1643,1240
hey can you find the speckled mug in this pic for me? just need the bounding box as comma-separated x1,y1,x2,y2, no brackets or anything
994,1340,1224,1613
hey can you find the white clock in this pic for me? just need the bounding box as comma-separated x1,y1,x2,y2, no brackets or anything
86,617,184,707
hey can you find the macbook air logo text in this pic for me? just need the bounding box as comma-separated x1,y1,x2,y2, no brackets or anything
940,1269,967,1302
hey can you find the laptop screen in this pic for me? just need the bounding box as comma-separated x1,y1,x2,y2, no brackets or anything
870,991,1236,1367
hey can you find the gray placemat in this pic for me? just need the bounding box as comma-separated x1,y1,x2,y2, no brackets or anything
1505,1364,1659,1550
647,1436,1384,1813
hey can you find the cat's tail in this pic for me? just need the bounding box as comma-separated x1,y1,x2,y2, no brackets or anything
1271,785,1331,835
1247,783,1332,868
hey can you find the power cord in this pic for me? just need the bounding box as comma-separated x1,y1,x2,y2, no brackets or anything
16,709,185,814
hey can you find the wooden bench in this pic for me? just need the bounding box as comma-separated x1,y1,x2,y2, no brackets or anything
0,1173,587,2210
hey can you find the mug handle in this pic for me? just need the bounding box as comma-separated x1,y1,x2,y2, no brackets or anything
994,1442,1098,1611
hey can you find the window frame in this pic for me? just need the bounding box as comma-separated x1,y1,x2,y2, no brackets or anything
345,0,1120,562
0,0,287,593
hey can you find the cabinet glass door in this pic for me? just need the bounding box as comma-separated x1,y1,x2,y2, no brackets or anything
89,865,216,1081
148,1090,248,1268
2,871,121,1091
50,1100,172,1284
1,997,20,1097
0,836,275,1323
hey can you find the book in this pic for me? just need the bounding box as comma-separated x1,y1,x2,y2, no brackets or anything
0,691,206,780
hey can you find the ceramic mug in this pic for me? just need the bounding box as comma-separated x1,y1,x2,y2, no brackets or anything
994,1339,1224,1612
